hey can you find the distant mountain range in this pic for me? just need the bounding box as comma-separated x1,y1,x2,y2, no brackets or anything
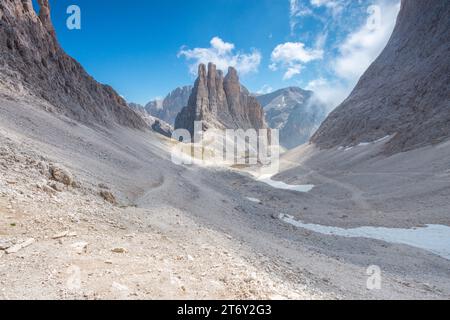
143,85,326,149
256,87,327,149
145,86,193,126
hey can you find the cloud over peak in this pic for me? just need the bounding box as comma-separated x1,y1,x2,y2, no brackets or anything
270,42,324,80
306,0,400,111
178,37,261,76
333,2,400,81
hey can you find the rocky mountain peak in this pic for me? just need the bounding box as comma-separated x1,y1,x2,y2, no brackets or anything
175,63,267,137
224,66,238,81
0,0,146,130
145,85,193,126
256,87,327,149
37,0,55,38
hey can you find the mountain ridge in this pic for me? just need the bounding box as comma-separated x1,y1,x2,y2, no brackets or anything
145,85,193,126
0,0,147,130
256,87,327,149
311,0,450,153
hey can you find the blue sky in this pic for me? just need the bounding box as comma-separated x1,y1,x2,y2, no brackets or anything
32,0,400,106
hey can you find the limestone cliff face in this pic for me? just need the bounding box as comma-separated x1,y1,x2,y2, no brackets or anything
0,0,146,129
311,0,450,153
145,85,193,126
175,63,267,136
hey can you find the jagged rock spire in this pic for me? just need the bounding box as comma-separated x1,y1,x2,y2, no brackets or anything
37,0,55,37
175,63,267,137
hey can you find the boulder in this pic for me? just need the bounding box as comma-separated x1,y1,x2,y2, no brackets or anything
111,247,128,254
100,190,117,205
50,164,73,186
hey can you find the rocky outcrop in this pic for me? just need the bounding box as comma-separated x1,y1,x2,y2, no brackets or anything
0,0,147,130
129,103,173,137
257,87,327,149
99,190,117,205
36,0,54,38
311,0,450,153
50,164,73,186
175,63,267,136
146,86,193,125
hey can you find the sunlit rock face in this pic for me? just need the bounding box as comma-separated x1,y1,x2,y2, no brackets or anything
311,0,450,153
175,63,268,137
0,0,146,129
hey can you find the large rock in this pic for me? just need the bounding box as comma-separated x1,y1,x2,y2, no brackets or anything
311,0,450,153
175,63,268,137
36,0,54,38
0,0,147,130
257,87,327,149
50,164,73,186
99,190,117,205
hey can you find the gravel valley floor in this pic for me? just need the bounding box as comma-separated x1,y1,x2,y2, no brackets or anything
1,96,449,299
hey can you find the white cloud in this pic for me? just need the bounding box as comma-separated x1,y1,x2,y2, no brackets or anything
310,0,334,5
284,65,303,80
333,1,400,81
310,0,344,15
272,42,324,63
306,0,400,111
289,0,314,33
256,85,274,95
178,37,261,76
305,77,328,90
270,42,323,80
209,37,234,54
314,31,328,50
305,77,350,110
269,63,278,71
290,0,345,32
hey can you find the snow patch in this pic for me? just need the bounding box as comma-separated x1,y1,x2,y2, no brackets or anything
258,175,314,193
279,214,450,260
341,135,392,151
